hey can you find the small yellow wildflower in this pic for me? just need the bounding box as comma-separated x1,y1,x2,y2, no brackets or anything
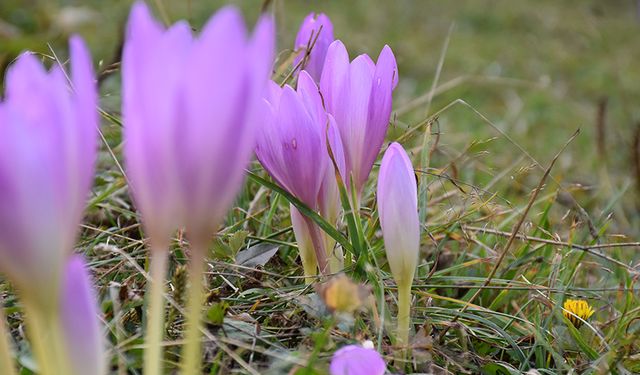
562,299,594,328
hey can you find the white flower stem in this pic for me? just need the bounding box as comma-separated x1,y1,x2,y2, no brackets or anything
301,252,318,285
396,280,412,355
304,217,329,275
23,301,70,375
181,239,207,375
144,249,169,375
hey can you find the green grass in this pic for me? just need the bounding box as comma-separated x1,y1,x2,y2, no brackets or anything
3,0,640,373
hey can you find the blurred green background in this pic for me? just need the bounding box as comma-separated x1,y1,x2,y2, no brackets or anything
2,0,640,234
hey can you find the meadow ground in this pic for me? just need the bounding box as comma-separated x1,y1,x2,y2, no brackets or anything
2,0,640,374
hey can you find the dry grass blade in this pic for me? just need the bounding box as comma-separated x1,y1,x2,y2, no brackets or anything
438,129,581,343
462,225,638,272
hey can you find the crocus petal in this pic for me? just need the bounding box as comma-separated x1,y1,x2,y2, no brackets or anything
318,115,345,223
377,143,419,285
123,1,192,244
320,40,350,115
343,55,374,188
60,256,105,375
297,70,325,125
329,345,386,375
320,41,398,197
294,13,334,82
0,37,97,300
361,46,397,188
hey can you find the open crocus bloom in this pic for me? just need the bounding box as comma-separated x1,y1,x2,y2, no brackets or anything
320,40,398,200
294,12,334,82
0,36,97,303
123,1,274,244
256,71,345,275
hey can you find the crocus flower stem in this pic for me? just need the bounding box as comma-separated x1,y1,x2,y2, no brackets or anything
144,248,169,375
290,206,318,284
0,303,16,375
303,217,329,275
396,279,412,358
181,238,208,375
23,302,70,375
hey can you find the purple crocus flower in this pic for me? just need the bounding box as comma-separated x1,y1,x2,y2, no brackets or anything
377,142,419,285
0,36,97,302
320,40,398,201
122,1,274,244
294,13,334,82
329,345,386,375
60,256,105,375
256,71,345,275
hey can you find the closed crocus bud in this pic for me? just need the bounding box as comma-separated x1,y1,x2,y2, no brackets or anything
321,40,398,201
123,1,274,243
377,142,419,284
256,71,345,275
0,36,97,302
329,345,386,375
377,142,419,348
294,13,334,82
60,256,105,375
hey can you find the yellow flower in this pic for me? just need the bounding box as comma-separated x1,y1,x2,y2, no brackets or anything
563,299,594,328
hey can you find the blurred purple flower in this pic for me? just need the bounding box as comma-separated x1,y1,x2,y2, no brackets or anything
60,256,105,375
122,1,274,243
320,40,398,200
256,71,345,274
294,13,334,82
0,36,97,301
329,344,386,375
377,142,419,285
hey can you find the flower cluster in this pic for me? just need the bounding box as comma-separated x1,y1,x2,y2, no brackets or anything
0,2,422,374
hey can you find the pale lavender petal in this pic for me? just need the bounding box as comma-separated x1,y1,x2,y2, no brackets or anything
123,2,192,244
377,143,419,285
178,6,249,234
341,55,374,189
329,345,386,375
296,70,325,125
294,13,334,82
60,256,105,375
69,36,98,217
265,80,283,108
320,40,350,114
361,46,397,190
318,115,345,222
